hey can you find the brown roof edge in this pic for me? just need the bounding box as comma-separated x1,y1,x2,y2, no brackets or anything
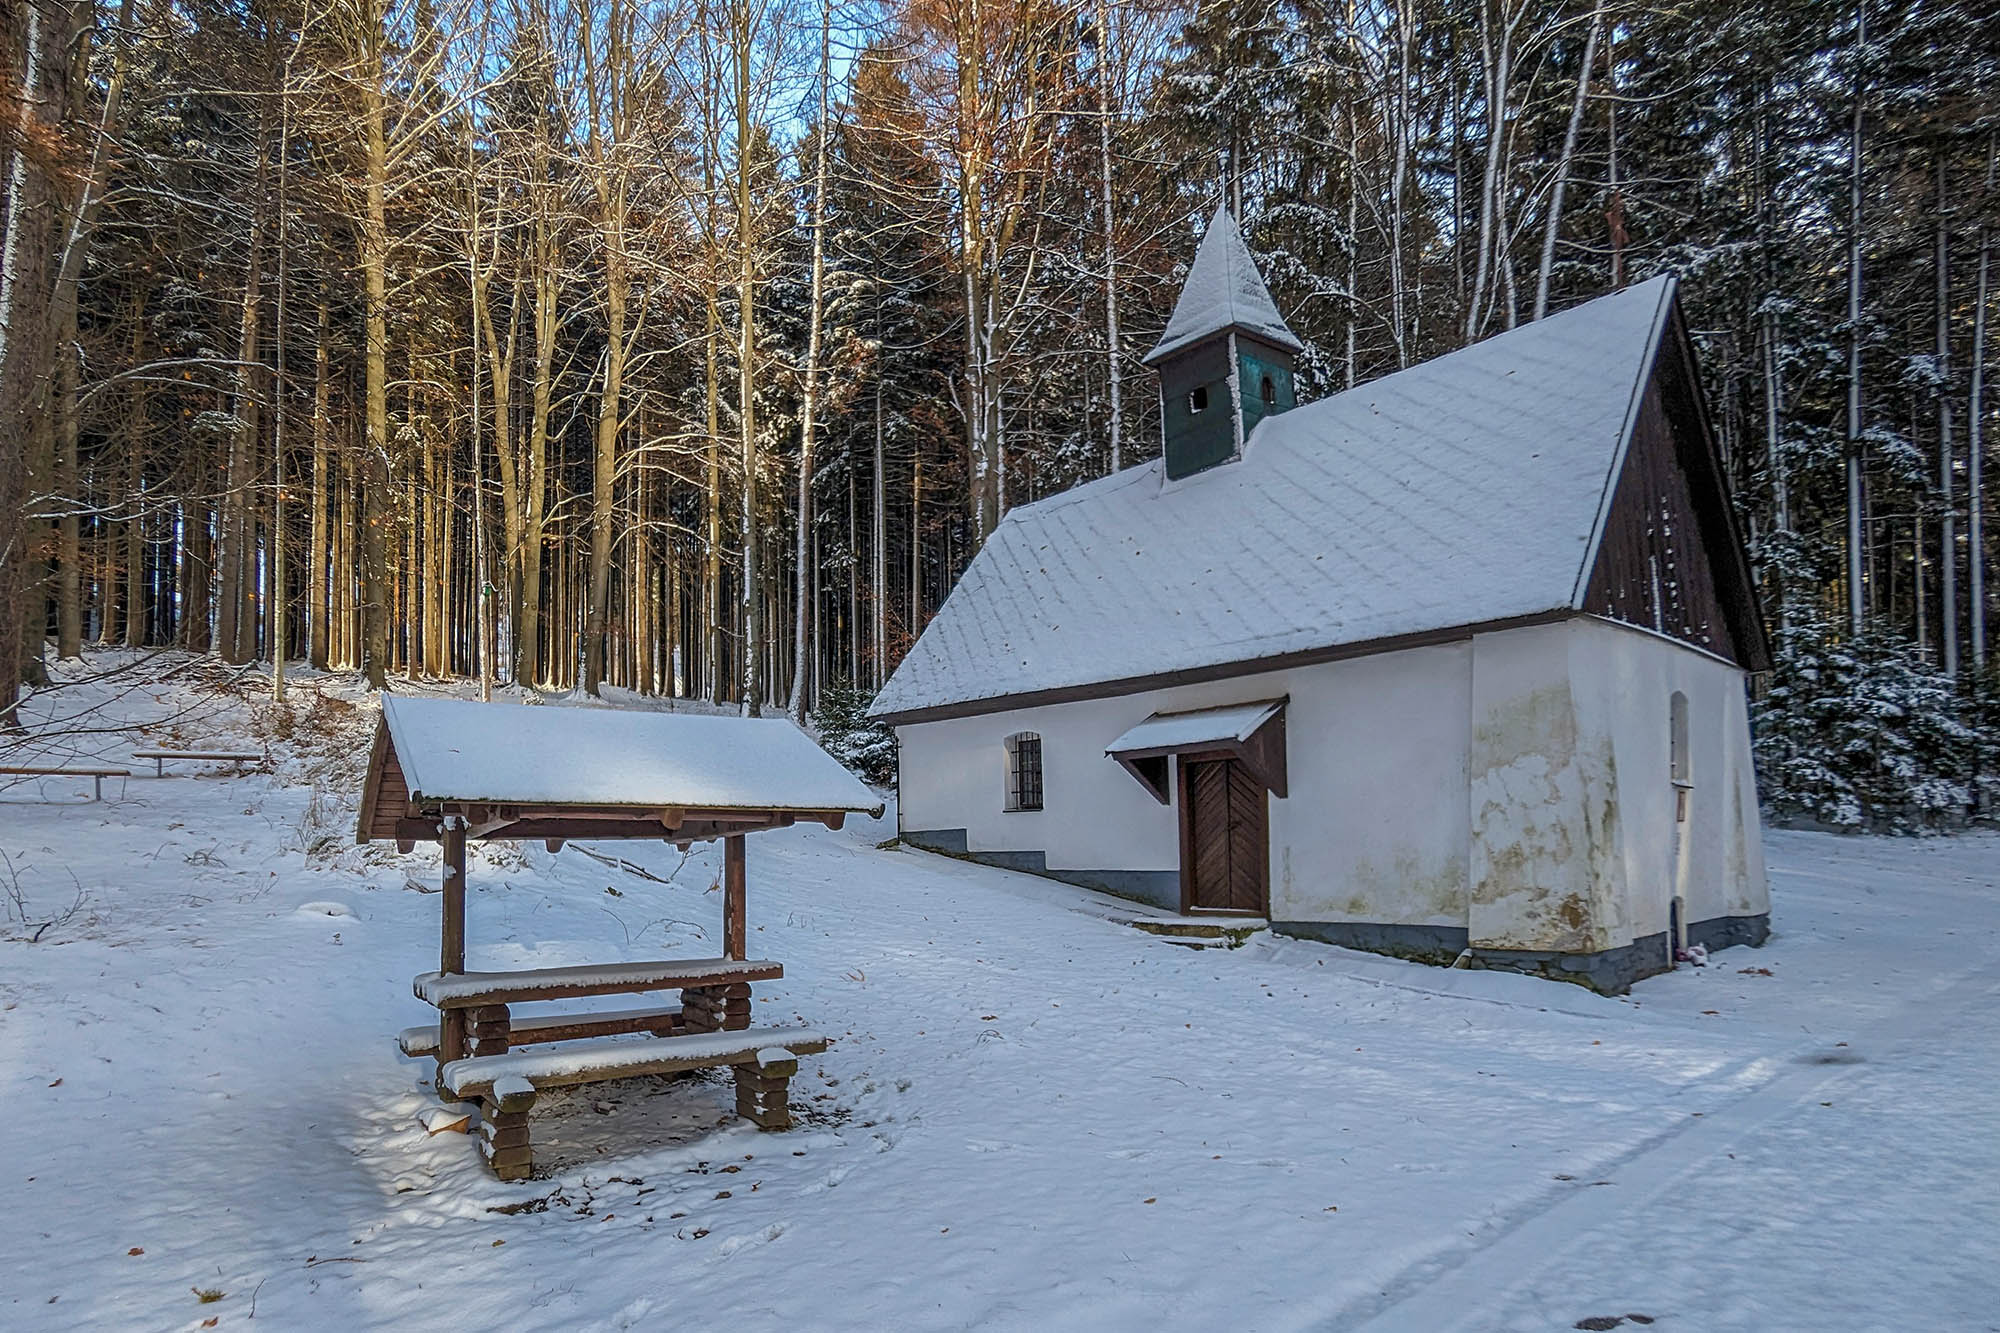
1662,305,1773,673
872,609,1576,728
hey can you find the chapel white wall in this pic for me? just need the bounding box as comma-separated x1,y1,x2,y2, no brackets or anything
894,639,1473,926
1564,618,1769,935
1465,618,1768,952
895,616,1766,945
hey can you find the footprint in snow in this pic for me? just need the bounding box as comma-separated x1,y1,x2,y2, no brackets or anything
714,1223,786,1258
295,900,356,919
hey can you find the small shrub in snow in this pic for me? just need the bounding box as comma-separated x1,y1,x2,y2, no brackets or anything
812,685,897,787
1752,606,1980,832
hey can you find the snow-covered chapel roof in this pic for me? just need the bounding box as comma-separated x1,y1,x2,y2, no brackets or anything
1142,207,1303,365
873,276,1689,725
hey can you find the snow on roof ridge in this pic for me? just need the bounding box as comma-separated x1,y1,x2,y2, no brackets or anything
1267,274,1675,443
873,277,1679,722
1143,206,1303,365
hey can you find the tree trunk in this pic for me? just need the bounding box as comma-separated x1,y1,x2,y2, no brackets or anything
790,5,831,721
734,0,760,715
359,17,393,688
1969,139,1993,673
1845,0,1867,637
518,176,558,687
1533,0,1600,321
1936,155,1957,678
218,135,266,667
1094,0,1123,473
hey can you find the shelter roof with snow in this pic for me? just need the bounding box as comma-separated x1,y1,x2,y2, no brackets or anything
358,696,882,846
874,275,1767,726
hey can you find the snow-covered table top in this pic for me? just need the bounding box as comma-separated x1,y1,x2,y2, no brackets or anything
413,957,782,1007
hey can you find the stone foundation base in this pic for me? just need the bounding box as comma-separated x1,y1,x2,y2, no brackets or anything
1272,912,1771,996
1688,911,1771,952
901,828,1181,912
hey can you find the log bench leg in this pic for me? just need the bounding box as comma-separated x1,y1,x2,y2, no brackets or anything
481,1082,537,1182
734,1053,796,1131
433,1009,470,1097
469,1004,511,1057
681,982,752,1034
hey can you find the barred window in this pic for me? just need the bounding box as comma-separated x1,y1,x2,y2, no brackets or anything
1004,732,1043,812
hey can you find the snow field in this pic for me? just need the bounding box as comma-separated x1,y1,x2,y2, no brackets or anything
1,654,1994,1330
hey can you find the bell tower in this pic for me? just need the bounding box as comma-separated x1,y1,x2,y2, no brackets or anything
1141,207,1302,481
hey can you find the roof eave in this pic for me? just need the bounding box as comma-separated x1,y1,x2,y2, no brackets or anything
872,608,1577,728
1141,319,1304,368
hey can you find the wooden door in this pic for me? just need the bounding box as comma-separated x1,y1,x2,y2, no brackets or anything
1179,756,1268,915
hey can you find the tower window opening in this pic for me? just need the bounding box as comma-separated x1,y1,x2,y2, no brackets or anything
1188,386,1209,414
1261,375,1276,406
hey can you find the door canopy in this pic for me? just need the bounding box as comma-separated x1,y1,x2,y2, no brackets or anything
1104,699,1288,805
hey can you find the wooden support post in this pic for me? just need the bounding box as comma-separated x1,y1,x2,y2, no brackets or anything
734,1049,796,1130
483,1079,537,1182
440,816,468,1065
723,833,746,961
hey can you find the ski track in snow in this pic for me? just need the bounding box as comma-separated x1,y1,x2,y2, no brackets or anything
1,655,1995,1331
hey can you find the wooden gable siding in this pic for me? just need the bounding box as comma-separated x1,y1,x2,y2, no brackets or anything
368,746,414,839
356,720,418,843
1581,313,1769,671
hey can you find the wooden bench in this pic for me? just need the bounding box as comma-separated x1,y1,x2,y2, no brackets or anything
0,765,131,802
442,1028,831,1180
397,1004,683,1058
132,748,263,777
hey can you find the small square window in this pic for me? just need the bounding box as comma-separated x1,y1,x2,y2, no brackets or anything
1188,386,1209,414
1005,733,1043,812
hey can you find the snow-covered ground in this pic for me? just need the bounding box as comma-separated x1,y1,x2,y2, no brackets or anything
2,654,1995,1332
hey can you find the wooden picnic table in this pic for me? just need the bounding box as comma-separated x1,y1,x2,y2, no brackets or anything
412,957,783,1008
0,765,131,801
404,955,801,1180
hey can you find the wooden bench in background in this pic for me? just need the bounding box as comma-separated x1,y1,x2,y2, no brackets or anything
0,765,132,802
132,748,263,777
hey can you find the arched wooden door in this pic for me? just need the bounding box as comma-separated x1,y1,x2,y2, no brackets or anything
1178,754,1269,915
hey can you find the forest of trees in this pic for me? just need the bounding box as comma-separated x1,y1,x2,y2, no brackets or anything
1,0,1995,813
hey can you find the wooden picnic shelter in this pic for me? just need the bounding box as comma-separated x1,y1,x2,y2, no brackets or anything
355,695,884,1180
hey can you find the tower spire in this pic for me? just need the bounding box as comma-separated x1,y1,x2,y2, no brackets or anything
1145,208,1300,480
